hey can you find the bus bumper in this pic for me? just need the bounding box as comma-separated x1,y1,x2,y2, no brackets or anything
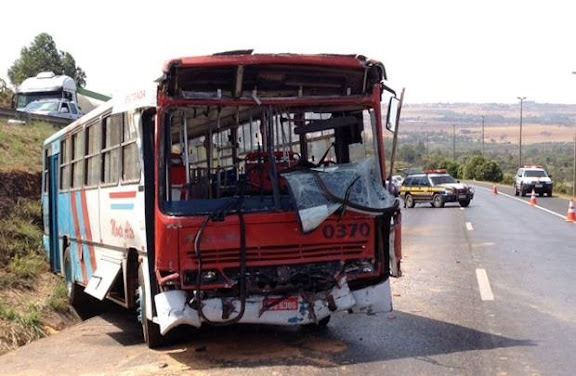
154,278,392,335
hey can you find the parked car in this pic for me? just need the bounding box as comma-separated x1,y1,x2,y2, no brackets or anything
400,169,474,208
386,175,403,197
514,165,553,197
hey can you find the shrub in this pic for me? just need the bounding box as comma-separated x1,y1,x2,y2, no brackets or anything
476,161,503,182
502,173,515,185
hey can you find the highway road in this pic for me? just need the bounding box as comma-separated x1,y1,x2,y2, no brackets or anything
1,185,575,375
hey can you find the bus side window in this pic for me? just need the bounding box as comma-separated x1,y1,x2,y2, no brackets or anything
102,114,122,184
60,138,71,190
121,113,141,183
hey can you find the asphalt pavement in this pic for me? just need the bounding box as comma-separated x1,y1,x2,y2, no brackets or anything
1,187,575,375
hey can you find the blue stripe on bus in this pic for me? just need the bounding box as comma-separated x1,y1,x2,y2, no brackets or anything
57,192,82,283
75,192,93,279
111,203,135,210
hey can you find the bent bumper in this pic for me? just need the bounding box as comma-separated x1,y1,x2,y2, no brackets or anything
154,278,392,335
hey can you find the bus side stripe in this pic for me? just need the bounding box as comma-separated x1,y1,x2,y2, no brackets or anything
81,189,97,273
75,191,93,279
70,192,88,283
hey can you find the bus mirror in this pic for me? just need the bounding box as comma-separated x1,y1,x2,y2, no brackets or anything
386,96,400,133
10,94,16,109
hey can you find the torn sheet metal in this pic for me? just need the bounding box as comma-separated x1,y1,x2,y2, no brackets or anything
84,256,122,300
155,290,200,335
349,279,393,314
283,158,397,232
153,278,391,334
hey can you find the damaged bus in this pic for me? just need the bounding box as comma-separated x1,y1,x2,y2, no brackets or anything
42,51,402,347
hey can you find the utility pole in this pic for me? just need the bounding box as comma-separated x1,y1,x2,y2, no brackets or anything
481,115,485,157
452,124,456,161
573,126,576,198
572,72,576,199
517,96,526,167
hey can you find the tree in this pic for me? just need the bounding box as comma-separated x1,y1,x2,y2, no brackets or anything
7,33,86,87
0,78,14,108
462,155,486,180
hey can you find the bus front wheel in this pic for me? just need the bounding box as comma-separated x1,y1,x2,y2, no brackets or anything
137,265,163,348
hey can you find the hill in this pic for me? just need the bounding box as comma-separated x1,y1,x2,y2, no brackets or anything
400,102,576,145
0,121,78,355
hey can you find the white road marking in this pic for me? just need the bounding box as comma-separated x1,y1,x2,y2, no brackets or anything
476,268,495,301
466,222,474,231
460,207,465,211
474,185,565,220
471,242,495,248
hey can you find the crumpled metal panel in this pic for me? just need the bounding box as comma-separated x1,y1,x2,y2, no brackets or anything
283,158,397,232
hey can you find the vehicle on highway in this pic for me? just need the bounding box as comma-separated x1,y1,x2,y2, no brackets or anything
41,51,403,348
514,165,553,197
386,175,403,197
23,98,82,120
14,71,80,113
401,169,474,208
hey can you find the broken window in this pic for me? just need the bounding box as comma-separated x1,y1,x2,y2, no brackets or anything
161,104,392,220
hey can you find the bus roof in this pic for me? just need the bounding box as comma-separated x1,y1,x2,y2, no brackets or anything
163,52,386,79
43,85,157,146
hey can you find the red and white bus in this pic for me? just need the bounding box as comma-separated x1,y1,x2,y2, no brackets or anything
42,51,402,347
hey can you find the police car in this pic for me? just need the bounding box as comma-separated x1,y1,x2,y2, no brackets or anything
401,169,475,208
514,165,553,197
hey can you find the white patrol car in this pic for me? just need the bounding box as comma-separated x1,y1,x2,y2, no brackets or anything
514,165,553,197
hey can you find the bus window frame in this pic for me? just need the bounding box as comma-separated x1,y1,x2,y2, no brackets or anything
120,113,141,185
84,118,102,189
101,113,122,187
59,137,72,192
70,129,85,192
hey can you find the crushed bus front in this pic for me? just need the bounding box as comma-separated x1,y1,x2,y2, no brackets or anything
151,51,402,336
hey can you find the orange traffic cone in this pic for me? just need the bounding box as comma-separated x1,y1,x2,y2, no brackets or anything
492,185,498,195
529,189,537,206
566,200,576,222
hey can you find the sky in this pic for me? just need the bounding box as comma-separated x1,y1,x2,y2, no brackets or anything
1,0,576,104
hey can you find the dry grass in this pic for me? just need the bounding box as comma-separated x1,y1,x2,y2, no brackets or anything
405,124,575,145
0,121,78,355
0,121,56,173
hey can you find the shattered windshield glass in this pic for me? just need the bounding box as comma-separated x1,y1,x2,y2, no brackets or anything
283,158,398,233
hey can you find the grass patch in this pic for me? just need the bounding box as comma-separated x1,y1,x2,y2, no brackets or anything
0,302,45,333
0,199,44,271
0,121,56,173
46,280,69,313
0,302,46,352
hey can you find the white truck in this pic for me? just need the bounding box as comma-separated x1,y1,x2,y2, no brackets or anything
14,71,82,120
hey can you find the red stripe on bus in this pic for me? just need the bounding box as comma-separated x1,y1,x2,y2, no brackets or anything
109,191,137,199
81,190,97,272
70,193,88,284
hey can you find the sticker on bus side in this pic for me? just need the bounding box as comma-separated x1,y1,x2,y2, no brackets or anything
263,297,299,311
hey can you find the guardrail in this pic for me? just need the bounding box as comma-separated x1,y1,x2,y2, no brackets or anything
0,107,71,126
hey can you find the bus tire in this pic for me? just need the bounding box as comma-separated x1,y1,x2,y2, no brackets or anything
137,265,163,349
63,247,85,308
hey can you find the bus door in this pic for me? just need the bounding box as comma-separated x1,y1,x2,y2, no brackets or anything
47,144,61,273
